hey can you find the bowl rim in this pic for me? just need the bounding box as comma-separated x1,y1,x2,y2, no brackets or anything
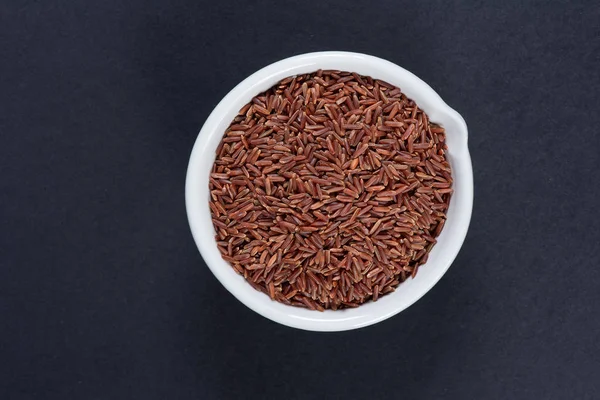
186,51,473,331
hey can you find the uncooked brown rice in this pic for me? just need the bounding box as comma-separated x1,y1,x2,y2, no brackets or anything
209,70,453,310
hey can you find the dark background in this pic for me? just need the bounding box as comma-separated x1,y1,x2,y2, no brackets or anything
1,0,599,398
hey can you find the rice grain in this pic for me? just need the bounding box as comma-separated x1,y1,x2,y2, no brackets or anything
209,70,453,310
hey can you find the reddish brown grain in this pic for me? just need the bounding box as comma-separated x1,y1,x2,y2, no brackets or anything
209,70,453,310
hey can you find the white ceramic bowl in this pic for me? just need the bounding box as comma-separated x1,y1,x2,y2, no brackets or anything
186,51,473,331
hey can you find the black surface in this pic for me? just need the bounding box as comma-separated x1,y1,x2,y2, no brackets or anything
1,1,600,399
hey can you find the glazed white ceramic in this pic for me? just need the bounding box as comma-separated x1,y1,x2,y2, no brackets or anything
186,52,473,331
